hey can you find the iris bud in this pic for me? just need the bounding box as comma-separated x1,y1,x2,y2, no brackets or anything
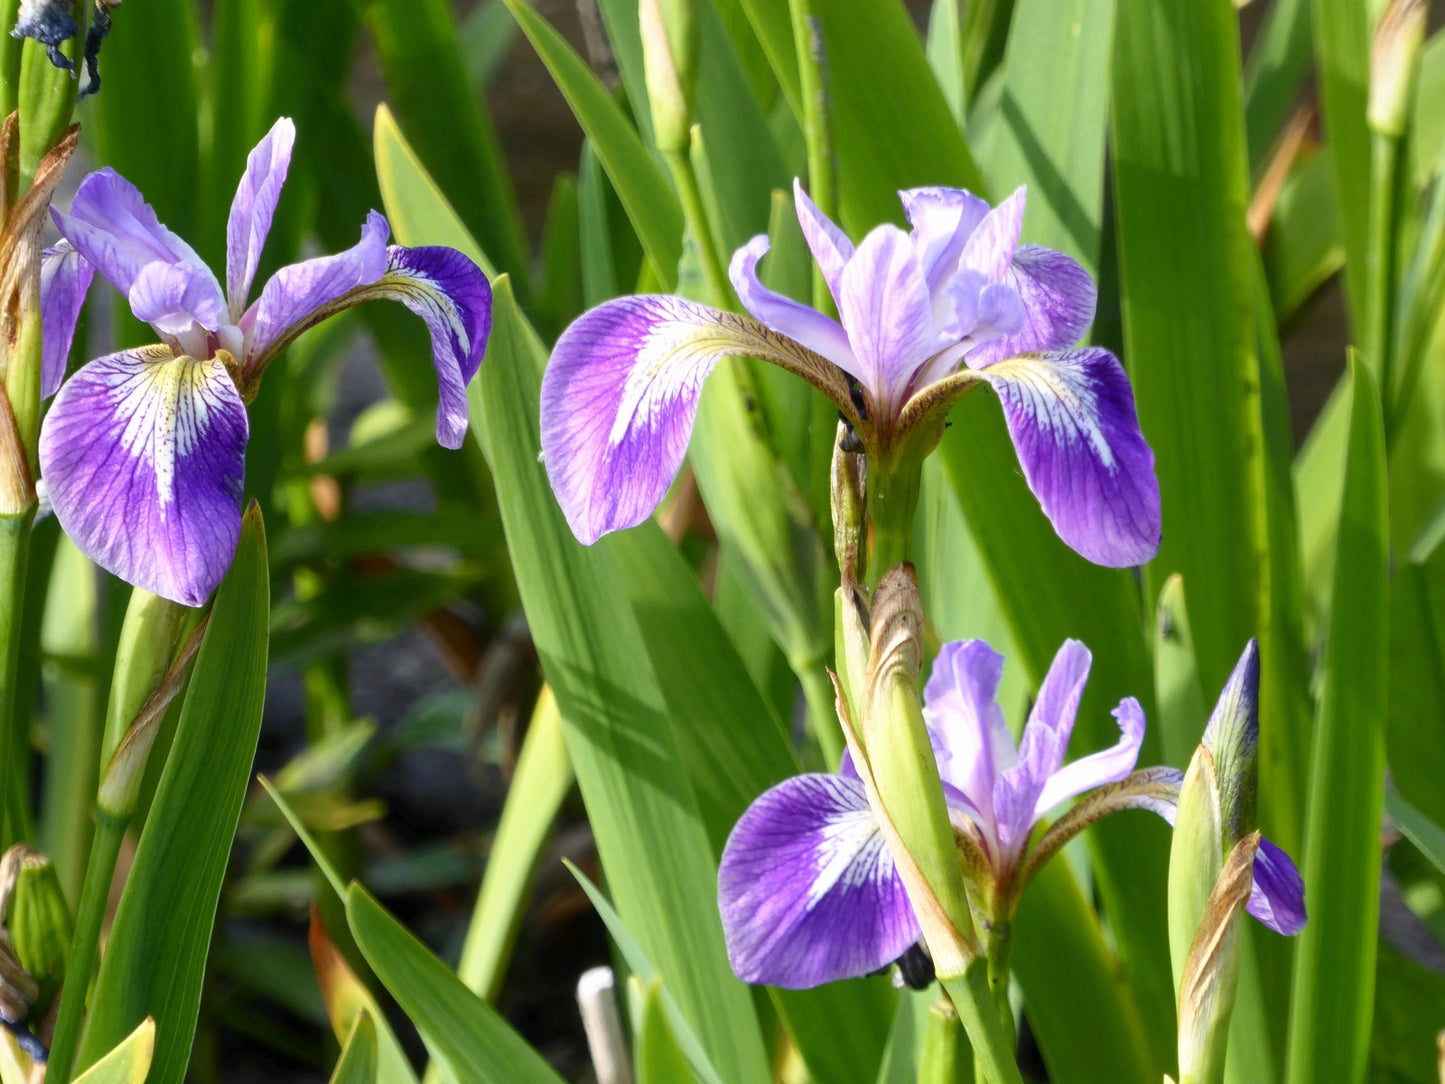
639,0,698,155
4,847,70,1013
1368,0,1425,138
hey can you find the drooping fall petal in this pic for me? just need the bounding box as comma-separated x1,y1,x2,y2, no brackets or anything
38,346,248,607
718,773,919,988
975,348,1161,566
40,241,94,399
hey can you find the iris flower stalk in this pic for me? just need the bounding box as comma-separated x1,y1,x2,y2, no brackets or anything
37,116,491,608
33,119,491,1082
541,182,1161,580
718,633,1305,1022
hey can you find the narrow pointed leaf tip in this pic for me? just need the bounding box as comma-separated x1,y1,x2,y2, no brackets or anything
541,181,1158,565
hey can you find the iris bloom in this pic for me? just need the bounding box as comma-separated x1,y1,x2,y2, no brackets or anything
37,118,491,606
541,183,1160,566
717,639,1305,989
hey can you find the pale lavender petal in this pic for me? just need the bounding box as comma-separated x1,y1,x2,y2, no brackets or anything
729,235,858,374
38,346,248,607
718,774,918,988
243,210,390,360
960,186,1025,282
793,179,854,309
899,186,990,293
975,348,1161,567
40,241,94,399
128,260,229,336
973,283,1026,340
969,245,1097,366
994,640,1092,854
52,168,220,302
541,295,742,545
1246,836,1306,935
226,117,295,318
1032,697,1146,819
923,640,1016,834
837,225,943,408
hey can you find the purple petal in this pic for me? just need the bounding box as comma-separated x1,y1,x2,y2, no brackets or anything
38,346,248,607
540,295,738,545
975,348,1161,567
718,774,919,988
1246,835,1306,935
243,211,390,361
994,640,1093,853
40,241,94,399
226,117,295,318
923,640,1016,834
899,187,990,294
837,225,942,409
339,246,493,449
729,235,858,374
969,245,1097,367
128,260,229,336
793,180,854,310
53,168,220,303
960,186,1025,282
1032,697,1146,819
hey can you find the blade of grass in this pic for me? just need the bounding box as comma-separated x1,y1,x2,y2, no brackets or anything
454,686,573,1002
329,1013,379,1084
347,885,565,1084
71,1019,155,1084
1285,356,1390,1084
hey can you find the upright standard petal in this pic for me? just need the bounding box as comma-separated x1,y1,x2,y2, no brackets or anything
1246,836,1307,935
729,235,857,372
38,347,249,607
959,187,1026,282
243,211,390,361
40,241,95,399
53,169,220,302
793,180,854,309
994,640,1093,854
923,640,1016,835
1031,697,1146,819
899,187,990,294
226,117,296,318
968,246,1097,367
976,348,1161,567
837,226,942,411
718,774,919,988
541,295,844,545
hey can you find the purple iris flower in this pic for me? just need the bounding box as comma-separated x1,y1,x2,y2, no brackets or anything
717,638,1305,990
36,117,491,607
541,182,1160,567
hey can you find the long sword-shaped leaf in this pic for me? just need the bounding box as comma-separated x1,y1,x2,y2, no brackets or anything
347,885,564,1084
501,0,682,287
71,1019,154,1084
77,506,270,1082
470,279,771,1082
1286,357,1389,1084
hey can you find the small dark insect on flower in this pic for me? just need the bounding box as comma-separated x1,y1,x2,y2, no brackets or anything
11,0,118,97
894,941,936,991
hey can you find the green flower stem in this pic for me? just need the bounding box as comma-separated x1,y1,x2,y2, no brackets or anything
865,456,923,586
788,0,836,317
44,811,124,1084
982,917,1015,1051
920,998,970,1084
663,147,735,312
1364,130,1403,426
0,510,33,847
47,593,198,1082
940,960,1023,1084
